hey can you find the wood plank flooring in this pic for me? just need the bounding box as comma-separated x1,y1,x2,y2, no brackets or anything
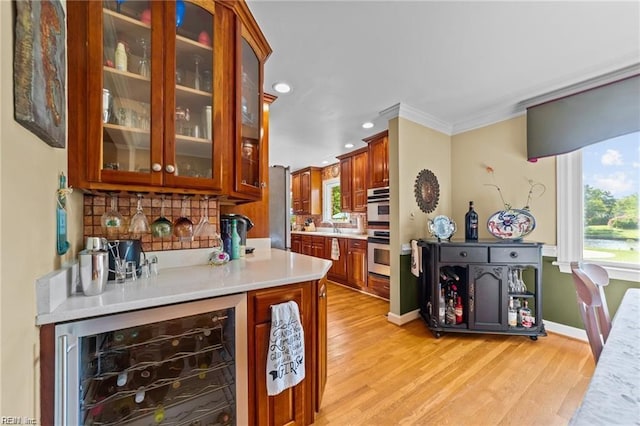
314,282,595,425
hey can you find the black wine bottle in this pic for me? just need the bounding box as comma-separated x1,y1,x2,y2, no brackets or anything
465,201,479,241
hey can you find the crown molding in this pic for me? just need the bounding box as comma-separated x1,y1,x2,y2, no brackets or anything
380,62,640,136
379,103,453,136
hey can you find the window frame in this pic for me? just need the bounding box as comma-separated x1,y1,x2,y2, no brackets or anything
555,150,639,282
322,178,350,224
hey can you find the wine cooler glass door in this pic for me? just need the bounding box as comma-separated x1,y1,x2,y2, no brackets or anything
55,294,247,426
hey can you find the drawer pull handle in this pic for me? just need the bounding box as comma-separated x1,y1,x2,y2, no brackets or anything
459,251,468,257
510,251,518,258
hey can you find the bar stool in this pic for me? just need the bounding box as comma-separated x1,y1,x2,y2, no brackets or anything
570,262,612,363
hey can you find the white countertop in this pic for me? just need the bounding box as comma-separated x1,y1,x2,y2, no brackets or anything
36,249,331,325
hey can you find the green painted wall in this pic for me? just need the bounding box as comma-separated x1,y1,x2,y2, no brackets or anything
542,257,640,329
400,254,419,314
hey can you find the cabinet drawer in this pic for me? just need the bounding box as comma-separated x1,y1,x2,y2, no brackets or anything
348,239,367,250
440,246,487,263
490,247,539,264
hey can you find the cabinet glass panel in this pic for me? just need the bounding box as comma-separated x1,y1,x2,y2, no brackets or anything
174,2,214,178
240,38,261,187
79,309,237,425
102,1,152,174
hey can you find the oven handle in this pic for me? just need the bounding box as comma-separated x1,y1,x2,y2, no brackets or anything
367,237,390,244
366,198,390,204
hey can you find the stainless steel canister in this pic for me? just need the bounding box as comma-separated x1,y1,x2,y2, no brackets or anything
79,250,109,296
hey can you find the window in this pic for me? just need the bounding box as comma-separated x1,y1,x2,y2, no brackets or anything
557,132,639,281
322,178,350,223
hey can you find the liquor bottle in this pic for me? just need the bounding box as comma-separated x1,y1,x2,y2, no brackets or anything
455,296,464,324
443,266,460,282
438,288,446,325
520,300,533,328
464,201,479,241
445,299,456,325
508,297,517,327
231,219,241,260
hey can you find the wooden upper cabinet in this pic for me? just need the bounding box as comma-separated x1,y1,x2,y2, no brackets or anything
337,147,368,213
291,167,322,215
67,0,271,198
365,130,389,189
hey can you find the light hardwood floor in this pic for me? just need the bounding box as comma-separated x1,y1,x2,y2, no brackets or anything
314,282,595,426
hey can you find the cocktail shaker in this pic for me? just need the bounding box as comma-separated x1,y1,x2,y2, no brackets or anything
79,249,108,296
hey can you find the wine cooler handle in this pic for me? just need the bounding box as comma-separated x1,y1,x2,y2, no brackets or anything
469,282,474,313
58,335,69,426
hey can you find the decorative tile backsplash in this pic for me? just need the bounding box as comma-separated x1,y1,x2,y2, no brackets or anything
83,194,219,252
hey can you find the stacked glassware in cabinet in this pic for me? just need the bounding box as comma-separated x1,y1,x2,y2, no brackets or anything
507,266,536,329
100,0,215,178
79,310,237,425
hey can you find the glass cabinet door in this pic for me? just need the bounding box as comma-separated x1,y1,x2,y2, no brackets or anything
237,37,262,196
101,1,155,177
168,1,215,184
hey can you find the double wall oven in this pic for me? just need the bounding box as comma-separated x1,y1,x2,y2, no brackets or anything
367,187,390,278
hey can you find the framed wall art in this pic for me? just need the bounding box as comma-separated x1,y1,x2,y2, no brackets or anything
14,0,66,148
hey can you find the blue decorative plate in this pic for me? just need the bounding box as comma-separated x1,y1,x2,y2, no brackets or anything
487,209,536,240
428,215,457,240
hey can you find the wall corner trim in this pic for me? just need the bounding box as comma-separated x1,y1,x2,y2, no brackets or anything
387,309,420,326
379,103,453,136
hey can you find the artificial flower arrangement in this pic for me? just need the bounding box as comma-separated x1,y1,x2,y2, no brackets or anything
484,166,546,240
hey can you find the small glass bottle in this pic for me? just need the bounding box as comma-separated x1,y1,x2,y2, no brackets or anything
231,219,241,260
455,296,464,324
520,300,533,328
445,299,456,325
508,297,517,327
438,287,446,325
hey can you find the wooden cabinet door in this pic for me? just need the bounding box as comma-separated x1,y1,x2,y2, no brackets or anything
248,283,314,426
292,172,302,214
301,171,311,213
347,239,367,289
302,236,313,256
352,150,368,212
311,236,325,259
291,234,302,253
367,273,390,300
339,157,352,212
468,265,508,331
325,237,348,283
316,278,327,413
366,131,389,189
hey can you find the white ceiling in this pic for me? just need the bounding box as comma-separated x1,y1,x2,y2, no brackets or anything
246,1,640,171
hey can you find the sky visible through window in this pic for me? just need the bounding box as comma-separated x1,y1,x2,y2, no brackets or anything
582,132,639,198
582,131,639,265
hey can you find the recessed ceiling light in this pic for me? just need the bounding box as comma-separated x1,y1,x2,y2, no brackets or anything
345,143,354,149
272,82,291,94
362,122,374,129
321,160,328,164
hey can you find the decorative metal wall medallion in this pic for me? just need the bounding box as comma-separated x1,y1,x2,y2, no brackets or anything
414,169,440,213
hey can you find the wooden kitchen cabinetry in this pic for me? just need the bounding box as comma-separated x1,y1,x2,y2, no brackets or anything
67,0,270,199
418,240,546,340
347,239,368,289
325,237,348,283
291,167,322,215
365,130,389,189
336,147,368,212
248,280,326,425
291,234,302,254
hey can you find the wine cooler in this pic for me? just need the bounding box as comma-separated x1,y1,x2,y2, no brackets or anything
55,294,247,425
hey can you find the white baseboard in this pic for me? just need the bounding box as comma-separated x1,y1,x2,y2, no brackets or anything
543,320,588,341
387,309,420,326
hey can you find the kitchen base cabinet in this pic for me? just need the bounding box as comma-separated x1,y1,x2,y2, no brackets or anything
367,272,390,300
247,280,326,426
347,239,368,289
326,237,348,283
418,240,546,340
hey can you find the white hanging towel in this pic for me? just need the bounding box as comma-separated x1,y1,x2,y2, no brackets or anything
331,238,340,260
266,301,306,396
411,239,422,277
